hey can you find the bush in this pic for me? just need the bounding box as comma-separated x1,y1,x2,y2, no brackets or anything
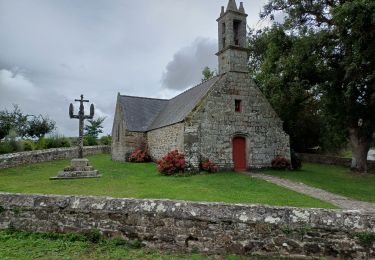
200,159,218,173
45,136,71,149
290,150,302,170
157,150,186,175
99,135,112,145
128,148,150,162
271,156,291,170
35,137,47,150
84,135,98,146
23,140,35,151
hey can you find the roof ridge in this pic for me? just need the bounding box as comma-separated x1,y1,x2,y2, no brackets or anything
120,94,168,101
169,75,219,102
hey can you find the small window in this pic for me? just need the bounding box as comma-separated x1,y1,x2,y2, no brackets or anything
235,100,242,112
222,22,226,34
117,124,120,142
222,37,226,48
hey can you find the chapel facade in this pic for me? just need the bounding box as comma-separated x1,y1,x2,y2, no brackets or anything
111,0,290,171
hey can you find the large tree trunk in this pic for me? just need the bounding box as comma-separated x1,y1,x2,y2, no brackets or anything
349,127,371,173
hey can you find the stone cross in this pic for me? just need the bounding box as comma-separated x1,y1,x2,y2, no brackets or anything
69,94,94,158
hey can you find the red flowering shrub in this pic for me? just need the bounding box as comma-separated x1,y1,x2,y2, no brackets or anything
201,159,218,173
271,156,291,170
157,150,185,175
128,148,150,163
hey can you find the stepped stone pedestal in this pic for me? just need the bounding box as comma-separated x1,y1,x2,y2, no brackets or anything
50,158,101,180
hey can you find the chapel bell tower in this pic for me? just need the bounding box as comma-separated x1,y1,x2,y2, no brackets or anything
217,0,249,74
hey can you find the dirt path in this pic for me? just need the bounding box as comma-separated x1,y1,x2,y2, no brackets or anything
246,173,375,212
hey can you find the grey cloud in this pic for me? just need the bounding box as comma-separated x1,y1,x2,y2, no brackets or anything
0,0,267,136
161,38,217,90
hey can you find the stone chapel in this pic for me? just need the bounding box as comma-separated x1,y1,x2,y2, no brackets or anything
111,0,290,171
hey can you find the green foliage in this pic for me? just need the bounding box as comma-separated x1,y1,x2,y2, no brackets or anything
248,26,325,152
356,232,375,248
99,135,112,145
0,206,4,214
0,130,24,154
44,135,71,149
259,0,375,170
201,66,216,81
0,105,55,141
84,229,102,243
0,230,241,259
25,115,55,139
0,105,28,140
0,154,335,208
84,135,98,146
84,117,105,139
23,140,35,151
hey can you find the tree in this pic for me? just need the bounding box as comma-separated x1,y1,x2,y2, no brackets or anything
201,66,216,81
84,117,105,139
0,105,27,140
0,105,55,140
26,115,56,139
248,26,325,152
260,0,375,172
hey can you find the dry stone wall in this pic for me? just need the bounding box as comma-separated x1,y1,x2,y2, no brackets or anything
147,123,184,161
0,146,110,170
189,72,290,170
0,192,374,258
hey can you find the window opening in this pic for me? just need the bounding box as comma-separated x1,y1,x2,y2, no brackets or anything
233,20,241,45
235,100,242,112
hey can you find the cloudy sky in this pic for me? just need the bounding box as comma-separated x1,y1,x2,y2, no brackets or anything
0,0,268,137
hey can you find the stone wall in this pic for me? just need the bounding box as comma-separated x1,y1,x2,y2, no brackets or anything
0,146,110,170
189,72,290,170
0,192,374,258
299,153,375,171
147,123,184,160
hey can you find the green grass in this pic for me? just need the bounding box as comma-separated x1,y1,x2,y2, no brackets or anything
264,163,375,203
0,154,333,208
0,230,241,260
0,230,309,259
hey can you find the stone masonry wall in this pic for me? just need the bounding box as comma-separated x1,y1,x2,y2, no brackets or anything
0,146,110,170
299,153,375,171
147,123,184,161
188,72,290,170
0,192,374,258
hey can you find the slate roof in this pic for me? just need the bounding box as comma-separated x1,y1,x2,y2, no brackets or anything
119,76,219,132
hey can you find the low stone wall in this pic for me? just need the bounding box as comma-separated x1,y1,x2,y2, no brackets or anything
0,146,110,170
0,192,374,258
299,153,375,171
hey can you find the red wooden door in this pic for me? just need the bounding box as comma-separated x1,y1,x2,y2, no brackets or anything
233,137,246,171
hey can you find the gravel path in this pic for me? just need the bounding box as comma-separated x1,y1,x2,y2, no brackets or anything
246,173,375,213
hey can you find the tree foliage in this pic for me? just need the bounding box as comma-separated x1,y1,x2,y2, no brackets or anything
84,117,105,139
254,0,375,171
0,105,28,140
26,115,56,139
201,66,216,81
0,105,55,140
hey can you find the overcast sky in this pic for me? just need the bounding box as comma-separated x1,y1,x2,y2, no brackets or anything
0,0,268,137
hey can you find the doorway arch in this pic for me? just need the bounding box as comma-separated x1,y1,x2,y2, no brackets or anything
232,136,246,171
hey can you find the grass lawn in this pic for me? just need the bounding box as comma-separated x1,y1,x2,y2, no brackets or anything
0,230,256,260
264,163,375,203
0,154,334,208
